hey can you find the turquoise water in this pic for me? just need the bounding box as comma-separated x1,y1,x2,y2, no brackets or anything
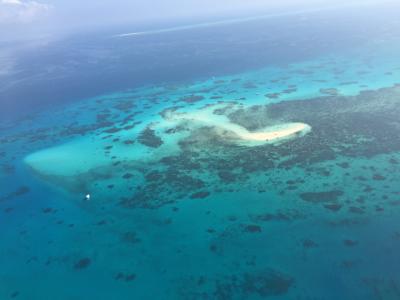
2,5,400,300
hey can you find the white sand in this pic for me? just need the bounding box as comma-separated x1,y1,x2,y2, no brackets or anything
236,123,310,142
164,105,311,146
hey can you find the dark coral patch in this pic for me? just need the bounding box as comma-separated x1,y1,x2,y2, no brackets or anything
122,173,134,179
190,191,210,199
343,239,358,247
15,186,30,196
337,162,350,169
324,203,342,212
244,225,262,233
302,239,318,248
1,163,15,174
42,207,55,214
265,93,280,99
113,101,135,111
121,232,141,244
372,174,386,181
74,257,91,270
138,127,163,148
115,272,136,282
349,206,365,214
254,211,305,222
0,186,30,203
103,127,121,134
179,95,205,103
214,269,294,298
242,82,257,89
4,207,13,213
241,270,293,297
217,171,237,183
125,274,136,282
299,190,344,204
145,171,163,182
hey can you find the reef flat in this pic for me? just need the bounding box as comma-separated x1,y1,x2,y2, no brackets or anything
24,84,400,211
24,101,311,201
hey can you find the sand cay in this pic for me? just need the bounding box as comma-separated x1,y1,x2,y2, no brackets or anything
237,123,310,141
163,105,311,146
24,104,311,190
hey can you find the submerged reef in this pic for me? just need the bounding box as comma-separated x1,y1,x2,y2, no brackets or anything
23,85,400,210
299,190,344,203
0,186,30,203
138,126,163,148
74,257,91,270
177,268,294,299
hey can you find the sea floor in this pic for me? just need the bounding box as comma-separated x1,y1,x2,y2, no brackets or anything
1,40,400,299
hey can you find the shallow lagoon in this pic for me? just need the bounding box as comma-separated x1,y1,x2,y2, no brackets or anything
1,3,400,300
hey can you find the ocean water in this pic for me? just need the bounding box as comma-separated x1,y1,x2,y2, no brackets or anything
1,3,400,300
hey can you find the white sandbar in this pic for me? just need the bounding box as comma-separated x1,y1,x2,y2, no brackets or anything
25,104,311,180
163,105,311,146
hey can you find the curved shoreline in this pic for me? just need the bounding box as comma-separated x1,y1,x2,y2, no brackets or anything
164,106,311,146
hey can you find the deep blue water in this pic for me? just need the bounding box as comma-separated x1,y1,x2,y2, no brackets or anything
1,2,400,300
2,3,399,120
